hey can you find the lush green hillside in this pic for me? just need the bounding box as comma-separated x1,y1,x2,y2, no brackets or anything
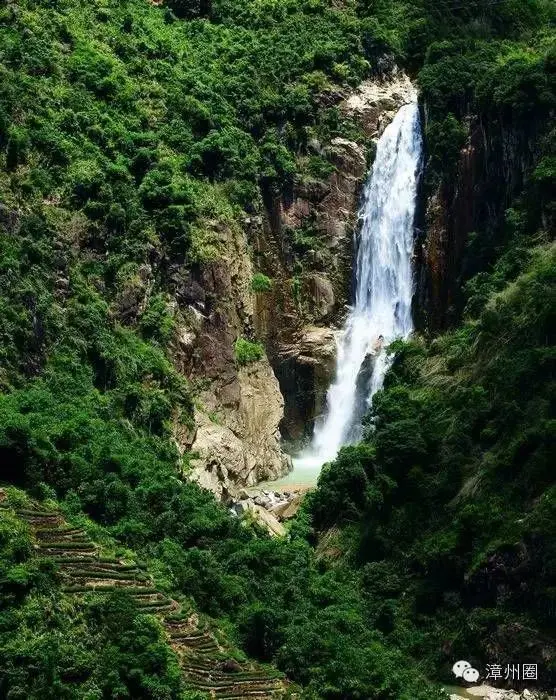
0,0,554,697
309,244,555,683
0,488,190,699
308,0,556,686
0,0,442,697
0,486,292,699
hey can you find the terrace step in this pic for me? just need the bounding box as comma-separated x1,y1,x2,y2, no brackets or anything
170,630,210,641
64,569,148,580
183,670,282,685
59,563,142,575
62,584,158,594
37,530,91,545
1,495,290,698
137,602,178,614
38,543,97,552
216,691,283,697
185,679,282,693
18,514,64,527
183,663,280,680
50,554,98,562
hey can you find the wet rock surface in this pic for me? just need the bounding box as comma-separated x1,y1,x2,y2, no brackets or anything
416,105,545,332
276,326,338,441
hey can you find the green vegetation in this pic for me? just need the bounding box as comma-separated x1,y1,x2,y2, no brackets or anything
308,242,555,684
251,272,273,293
0,0,554,697
305,0,556,683
1,489,285,699
234,337,265,366
0,503,186,699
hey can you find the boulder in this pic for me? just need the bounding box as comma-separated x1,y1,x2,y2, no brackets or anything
233,500,253,516
279,494,304,520
286,326,338,367
247,503,286,537
326,138,366,174
188,412,249,500
269,501,291,519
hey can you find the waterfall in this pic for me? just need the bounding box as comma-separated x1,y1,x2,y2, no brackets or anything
296,100,423,474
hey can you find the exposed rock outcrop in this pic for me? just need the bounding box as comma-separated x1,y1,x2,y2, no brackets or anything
342,71,416,139
416,109,546,331
231,487,308,536
172,219,291,498
283,137,367,269
449,685,547,700
275,326,338,441
187,361,291,500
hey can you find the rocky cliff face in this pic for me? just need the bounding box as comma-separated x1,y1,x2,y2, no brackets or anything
275,326,338,441
170,219,291,499
416,111,544,331
167,72,421,494
184,360,290,500
254,71,417,442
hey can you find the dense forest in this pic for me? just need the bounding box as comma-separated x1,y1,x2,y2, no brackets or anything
0,0,554,698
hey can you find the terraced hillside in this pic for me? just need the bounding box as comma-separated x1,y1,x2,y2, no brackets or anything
0,489,291,700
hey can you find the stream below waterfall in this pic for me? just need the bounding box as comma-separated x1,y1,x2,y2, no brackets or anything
273,98,423,487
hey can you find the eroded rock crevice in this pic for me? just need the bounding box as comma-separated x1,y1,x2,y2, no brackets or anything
416,109,546,331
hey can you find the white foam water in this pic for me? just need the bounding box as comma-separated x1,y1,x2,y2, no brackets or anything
293,99,423,480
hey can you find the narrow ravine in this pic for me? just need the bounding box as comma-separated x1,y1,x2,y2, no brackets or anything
289,98,423,483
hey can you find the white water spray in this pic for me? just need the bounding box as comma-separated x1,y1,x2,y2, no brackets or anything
295,100,423,476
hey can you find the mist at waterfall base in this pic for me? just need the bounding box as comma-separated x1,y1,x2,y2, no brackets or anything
280,101,423,487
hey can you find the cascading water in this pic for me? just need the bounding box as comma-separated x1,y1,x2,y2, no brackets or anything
293,99,423,479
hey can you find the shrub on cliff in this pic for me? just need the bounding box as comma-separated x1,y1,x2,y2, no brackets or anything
234,337,265,366
251,273,273,292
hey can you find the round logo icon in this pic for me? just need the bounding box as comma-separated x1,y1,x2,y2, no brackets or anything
452,660,471,678
462,667,480,683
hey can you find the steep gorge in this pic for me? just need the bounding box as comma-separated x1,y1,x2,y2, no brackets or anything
176,70,423,499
